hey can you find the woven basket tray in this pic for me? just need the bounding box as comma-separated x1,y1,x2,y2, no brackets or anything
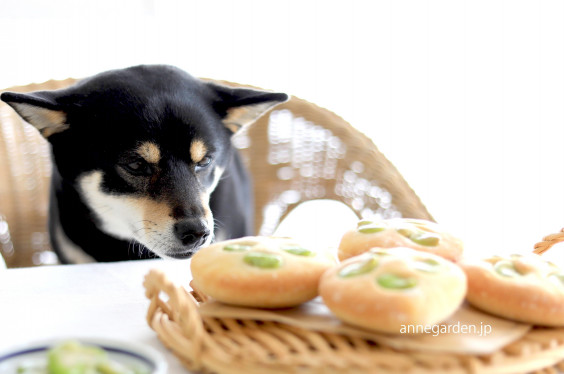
143,231,564,374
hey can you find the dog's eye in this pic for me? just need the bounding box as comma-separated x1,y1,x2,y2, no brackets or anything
195,156,212,170
123,160,153,176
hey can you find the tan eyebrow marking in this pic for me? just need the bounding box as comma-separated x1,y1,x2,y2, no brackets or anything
190,139,207,163
136,142,161,164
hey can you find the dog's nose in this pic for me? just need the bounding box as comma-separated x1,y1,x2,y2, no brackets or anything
173,218,210,247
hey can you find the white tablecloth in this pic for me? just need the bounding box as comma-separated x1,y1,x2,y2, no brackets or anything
0,259,194,373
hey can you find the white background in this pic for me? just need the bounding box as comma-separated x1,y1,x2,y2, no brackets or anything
1,0,563,260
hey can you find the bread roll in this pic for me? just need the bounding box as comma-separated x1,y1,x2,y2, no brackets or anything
338,218,463,262
191,236,336,308
320,247,467,334
460,254,564,326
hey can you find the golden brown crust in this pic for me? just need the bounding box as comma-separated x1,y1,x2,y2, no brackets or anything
190,236,336,308
338,218,463,262
460,254,564,326
320,247,467,334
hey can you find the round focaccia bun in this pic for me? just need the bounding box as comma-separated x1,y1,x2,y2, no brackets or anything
338,218,463,262
460,254,564,326
320,247,467,334
190,236,336,308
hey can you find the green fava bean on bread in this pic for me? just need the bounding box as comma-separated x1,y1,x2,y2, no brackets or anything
243,252,283,269
412,257,443,273
223,244,253,252
338,253,379,278
282,246,315,256
493,260,522,278
549,273,564,286
396,227,440,247
377,273,418,289
357,221,387,234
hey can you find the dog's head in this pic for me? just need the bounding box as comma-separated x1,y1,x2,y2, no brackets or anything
0,65,288,259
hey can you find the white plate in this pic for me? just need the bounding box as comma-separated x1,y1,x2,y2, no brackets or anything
0,338,167,373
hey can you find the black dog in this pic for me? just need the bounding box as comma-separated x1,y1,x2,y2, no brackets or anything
1,65,287,263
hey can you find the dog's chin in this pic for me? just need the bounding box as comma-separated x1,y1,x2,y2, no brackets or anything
162,251,194,259
141,233,212,260
155,245,205,260
150,246,194,259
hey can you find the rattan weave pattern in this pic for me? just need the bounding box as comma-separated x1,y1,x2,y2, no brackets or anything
534,228,564,255
0,78,432,267
0,79,76,267
143,233,564,374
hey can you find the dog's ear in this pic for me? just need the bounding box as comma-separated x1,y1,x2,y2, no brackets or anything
208,83,289,133
1,91,68,138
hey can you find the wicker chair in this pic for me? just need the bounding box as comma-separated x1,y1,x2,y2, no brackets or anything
0,78,432,268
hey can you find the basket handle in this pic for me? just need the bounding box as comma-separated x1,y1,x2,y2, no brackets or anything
533,228,564,255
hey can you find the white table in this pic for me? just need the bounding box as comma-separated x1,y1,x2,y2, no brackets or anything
0,259,194,373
